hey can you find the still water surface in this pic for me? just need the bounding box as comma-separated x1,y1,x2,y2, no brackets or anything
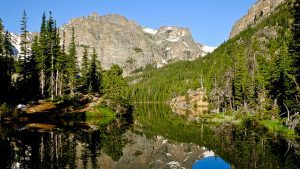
0,103,299,169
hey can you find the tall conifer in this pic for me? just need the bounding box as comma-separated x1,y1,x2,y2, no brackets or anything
17,10,29,84
67,27,78,96
86,48,101,93
81,46,89,91
38,12,48,98
28,36,41,100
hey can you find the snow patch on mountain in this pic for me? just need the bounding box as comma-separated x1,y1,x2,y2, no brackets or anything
167,36,181,42
143,28,158,35
10,33,21,56
202,45,216,53
9,32,34,57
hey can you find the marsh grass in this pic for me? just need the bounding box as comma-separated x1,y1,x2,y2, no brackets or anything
260,119,296,136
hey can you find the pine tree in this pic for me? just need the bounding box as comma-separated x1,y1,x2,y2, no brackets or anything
86,48,101,93
268,38,296,114
56,30,67,96
17,10,30,85
47,11,56,100
27,36,41,100
231,46,251,110
54,28,64,97
81,46,89,90
256,53,271,112
248,37,261,108
103,64,127,99
38,12,48,98
67,27,78,96
14,10,31,101
103,64,129,112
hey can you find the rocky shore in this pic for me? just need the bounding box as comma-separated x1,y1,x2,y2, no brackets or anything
169,88,209,117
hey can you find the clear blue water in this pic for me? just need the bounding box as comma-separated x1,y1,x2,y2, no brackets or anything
192,156,231,169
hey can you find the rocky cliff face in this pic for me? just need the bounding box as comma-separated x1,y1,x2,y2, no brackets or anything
61,13,215,75
230,0,286,38
10,32,35,57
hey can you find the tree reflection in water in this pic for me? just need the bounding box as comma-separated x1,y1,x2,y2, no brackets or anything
0,114,133,169
134,103,300,169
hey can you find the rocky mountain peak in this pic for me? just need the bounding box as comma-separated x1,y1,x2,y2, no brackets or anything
89,12,100,18
156,26,191,42
60,13,216,75
230,0,287,38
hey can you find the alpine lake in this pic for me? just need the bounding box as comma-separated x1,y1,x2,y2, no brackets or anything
0,103,299,169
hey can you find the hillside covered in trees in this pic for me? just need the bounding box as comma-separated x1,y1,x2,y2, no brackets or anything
128,0,300,118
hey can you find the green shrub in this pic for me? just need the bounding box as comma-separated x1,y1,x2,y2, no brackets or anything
133,47,143,53
0,103,14,117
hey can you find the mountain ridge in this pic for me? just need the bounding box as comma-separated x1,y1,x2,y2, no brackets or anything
60,13,215,75
230,0,287,38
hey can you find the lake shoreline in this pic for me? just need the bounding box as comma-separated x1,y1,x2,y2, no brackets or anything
0,95,119,125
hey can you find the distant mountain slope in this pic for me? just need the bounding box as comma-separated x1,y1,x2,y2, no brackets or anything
61,13,215,75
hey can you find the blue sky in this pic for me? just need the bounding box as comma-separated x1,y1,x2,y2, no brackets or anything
0,0,256,46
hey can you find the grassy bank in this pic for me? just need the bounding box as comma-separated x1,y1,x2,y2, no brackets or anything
259,119,295,136
85,105,116,118
85,105,116,125
63,104,116,126
195,112,297,137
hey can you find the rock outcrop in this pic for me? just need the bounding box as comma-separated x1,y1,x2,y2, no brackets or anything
230,0,286,38
61,13,215,75
169,88,209,117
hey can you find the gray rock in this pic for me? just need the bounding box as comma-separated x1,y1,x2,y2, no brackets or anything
230,0,286,38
